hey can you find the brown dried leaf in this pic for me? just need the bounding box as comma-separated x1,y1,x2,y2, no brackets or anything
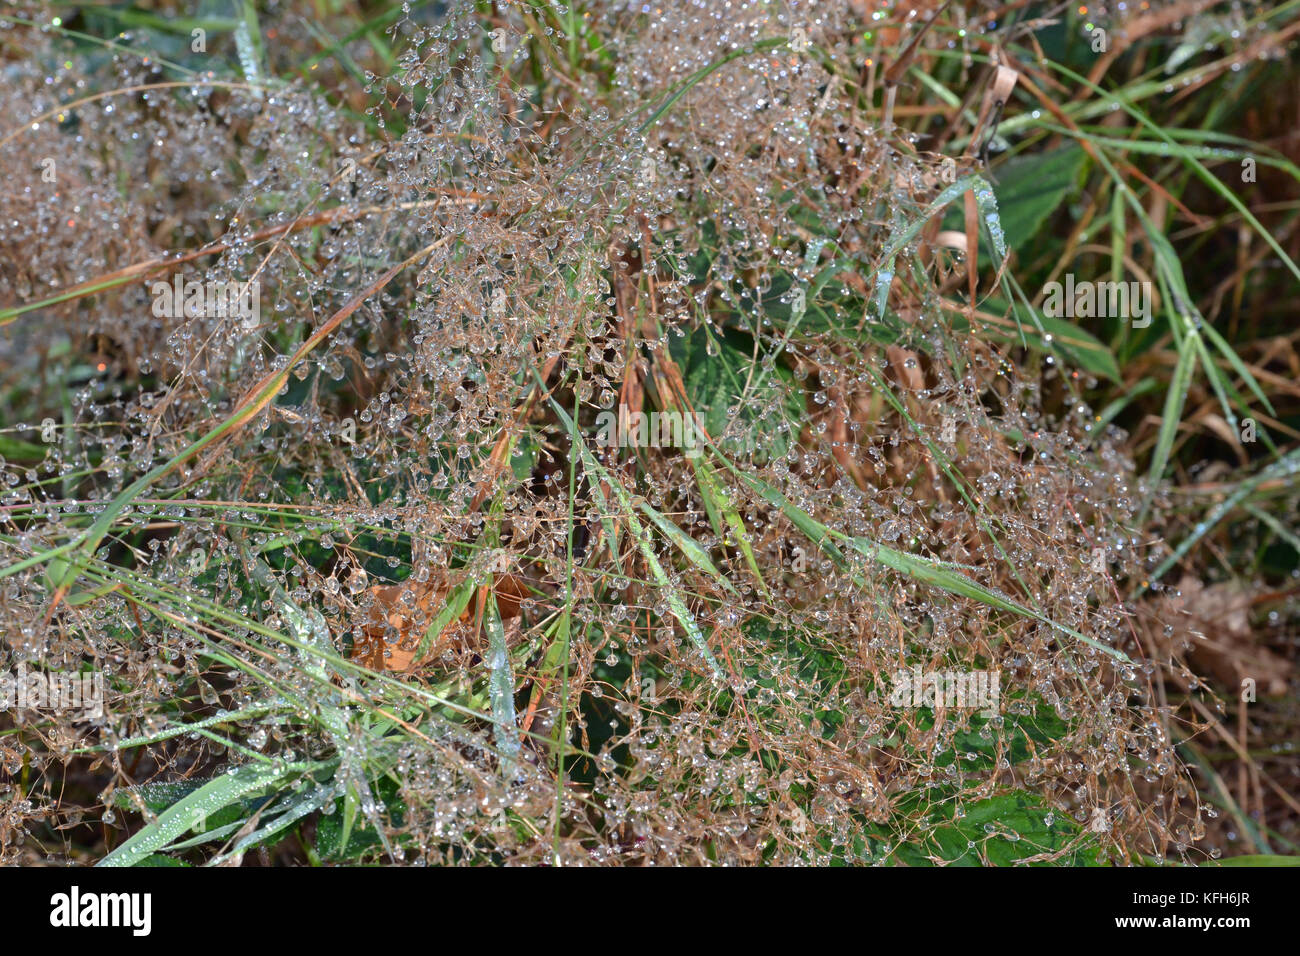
1166,575,1291,696
886,345,926,390
351,573,528,674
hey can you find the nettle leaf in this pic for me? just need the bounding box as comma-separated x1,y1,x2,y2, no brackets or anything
758,265,900,345
943,145,1088,263
955,296,1121,383
946,699,1071,770
861,700,1100,865
668,326,802,461
510,432,539,481
992,145,1088,253
888,791,1100,866
315,774,406,861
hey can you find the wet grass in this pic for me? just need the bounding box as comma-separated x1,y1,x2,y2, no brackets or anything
0,0,1297,866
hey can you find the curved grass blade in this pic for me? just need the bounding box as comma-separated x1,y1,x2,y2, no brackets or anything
541,381,724,680
486,593,522,778
98,760,323,867
716,457,1132,664
208,782,336,866
636,499,738,597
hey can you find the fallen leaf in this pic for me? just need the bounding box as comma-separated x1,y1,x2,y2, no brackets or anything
886,345,926,390
351,572,528,673
1164,575,1291,696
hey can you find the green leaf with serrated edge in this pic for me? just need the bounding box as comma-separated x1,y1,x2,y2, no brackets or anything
963,297,1121,383
989,145,1087,254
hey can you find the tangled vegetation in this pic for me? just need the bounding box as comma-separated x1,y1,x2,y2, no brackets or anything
1,0,1297,866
